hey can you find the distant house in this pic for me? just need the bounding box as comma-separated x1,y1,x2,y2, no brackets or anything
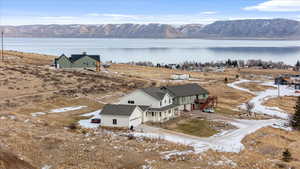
295,84,300,90
101,104,143,128
161,84,209,111
54,52,101,70
275,74,300,85
170,74,190,80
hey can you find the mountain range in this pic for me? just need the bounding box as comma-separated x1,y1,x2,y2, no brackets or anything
2,19,300,39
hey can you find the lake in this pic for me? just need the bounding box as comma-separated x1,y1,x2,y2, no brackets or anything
4,38,300,65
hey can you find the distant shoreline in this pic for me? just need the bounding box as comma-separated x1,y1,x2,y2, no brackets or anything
3,37,300,41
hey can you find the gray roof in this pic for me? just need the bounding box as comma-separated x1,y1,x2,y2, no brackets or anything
138,105,150,112
149,104,178,112
69,53,100,63
141,87,167,100
101,104,137,116
162,84,208,97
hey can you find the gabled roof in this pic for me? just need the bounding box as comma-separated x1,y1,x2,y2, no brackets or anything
101,104,138,116
149,104,178,112
138,105,150,112
162,84,208,97
70,53,100,63
141,87,167,101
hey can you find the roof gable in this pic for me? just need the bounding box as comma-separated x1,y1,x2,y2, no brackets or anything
141,87,167,101
69,53,100,63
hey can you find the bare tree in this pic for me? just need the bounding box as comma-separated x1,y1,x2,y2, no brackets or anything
245,101,255,117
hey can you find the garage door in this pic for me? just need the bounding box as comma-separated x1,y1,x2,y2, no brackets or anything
129,116,142,127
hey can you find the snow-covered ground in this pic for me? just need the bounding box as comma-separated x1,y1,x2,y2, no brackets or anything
31,106,87,117
229,80,300,119
135,119,286,154
50,106,87,113
134,79,296,156
78,109,102,128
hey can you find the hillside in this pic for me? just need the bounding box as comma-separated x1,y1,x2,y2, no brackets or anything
2,19,300,39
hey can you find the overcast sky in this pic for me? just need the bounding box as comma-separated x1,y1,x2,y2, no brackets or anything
1,0,300,25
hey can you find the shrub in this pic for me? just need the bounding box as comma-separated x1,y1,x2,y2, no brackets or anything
282,149,292,162
68,123,78,130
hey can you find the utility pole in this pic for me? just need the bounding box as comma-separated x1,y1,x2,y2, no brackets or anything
278,83,280,97
1,31,3,62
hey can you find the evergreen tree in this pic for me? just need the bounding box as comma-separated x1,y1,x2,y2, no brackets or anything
282,149,292,162
224,77,228,83
296,60,300,67
290,96,300,130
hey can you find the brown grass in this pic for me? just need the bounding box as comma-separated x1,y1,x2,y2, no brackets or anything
1,50,300,168
15,97,103,128
3,50,55,65
238,82,276,92
264,96,297,114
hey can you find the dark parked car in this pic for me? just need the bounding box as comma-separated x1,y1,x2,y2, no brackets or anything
91,118,101,124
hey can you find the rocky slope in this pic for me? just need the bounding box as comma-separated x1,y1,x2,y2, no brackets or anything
2,19,300,39
0,149,36,169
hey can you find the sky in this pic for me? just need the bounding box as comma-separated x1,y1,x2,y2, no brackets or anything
1,0,300,25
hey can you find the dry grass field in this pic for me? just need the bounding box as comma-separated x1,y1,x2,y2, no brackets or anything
238,82,276,92
1,50,300,169
264,96,298,114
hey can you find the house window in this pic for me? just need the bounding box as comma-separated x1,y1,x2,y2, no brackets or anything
128,100,135,104
159,112,162,117
152,112,154,116
112,119,117,125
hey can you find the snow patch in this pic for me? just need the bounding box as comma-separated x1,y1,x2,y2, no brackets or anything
41,165,52,169
228,79,299,119
31,112,46,117
78,109,102,128
31,106,87,117
50,106,87,113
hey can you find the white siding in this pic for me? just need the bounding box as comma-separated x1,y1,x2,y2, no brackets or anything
101,115,129,128
160,93,173,107
101,107,143,128
143,107,179,123
129,107,143,127
118,90,160,107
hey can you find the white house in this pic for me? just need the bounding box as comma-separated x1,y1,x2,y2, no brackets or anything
100,84,211,128
170,74,190,80
101,104,144,128
118,87,179,123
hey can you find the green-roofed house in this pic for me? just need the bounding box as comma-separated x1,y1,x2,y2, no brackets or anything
54,52,101,70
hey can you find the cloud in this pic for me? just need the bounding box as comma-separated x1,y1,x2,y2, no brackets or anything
244,0,300,12
87,13,138,19
38,16,78,24
2,12,296,26
201,11,218,15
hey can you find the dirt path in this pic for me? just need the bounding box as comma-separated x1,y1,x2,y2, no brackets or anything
229,79,300,119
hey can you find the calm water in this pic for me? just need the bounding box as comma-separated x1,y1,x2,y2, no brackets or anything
4,38,300,65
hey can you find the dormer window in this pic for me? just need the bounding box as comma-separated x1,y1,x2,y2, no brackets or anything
128,100,135,104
